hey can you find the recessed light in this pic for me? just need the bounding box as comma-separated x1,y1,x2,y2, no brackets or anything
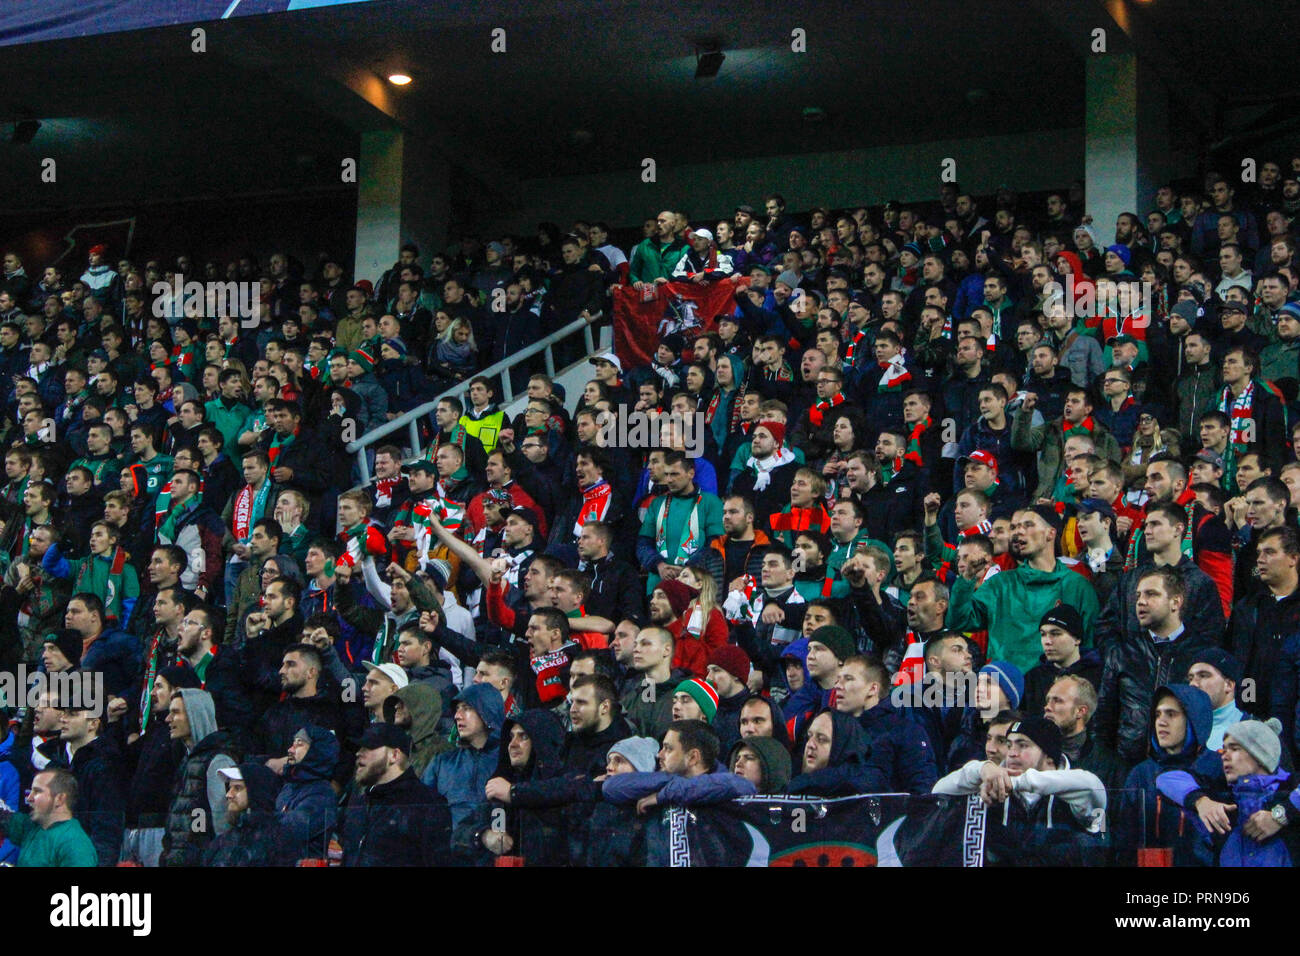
387,73,412,86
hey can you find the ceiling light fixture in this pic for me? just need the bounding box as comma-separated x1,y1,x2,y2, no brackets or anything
387,73,412,86
11,119,40,144
695,39,725,79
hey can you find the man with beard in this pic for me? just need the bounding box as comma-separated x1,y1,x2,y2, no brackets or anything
341,723,451,866
483,673,634,865
729,421,799,530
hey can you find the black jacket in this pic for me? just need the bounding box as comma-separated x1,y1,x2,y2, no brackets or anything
583,554,643,624
785,711,892,796
1229,586,1300,724
470,709,569,867
858,462,925,544
340,768,452,866
236,612,306,719
1022,649,1104,716
257,426,331,498
1096,626,1220,765
61,736,128,866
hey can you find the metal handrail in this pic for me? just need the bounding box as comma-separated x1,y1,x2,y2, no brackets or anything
346,314,598,484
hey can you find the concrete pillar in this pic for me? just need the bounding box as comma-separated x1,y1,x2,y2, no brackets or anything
1085,51,1169,243
353,129,449,287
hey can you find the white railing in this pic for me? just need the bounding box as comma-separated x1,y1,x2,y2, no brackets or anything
345,314,598,484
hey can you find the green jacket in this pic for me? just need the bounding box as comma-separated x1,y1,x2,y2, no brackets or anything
1173,362,1221,439
827,531,890,574
1011,410,1120,501
205,398,253,454
628,237,688,284
947,560,1100,673
0,812,98,867
1261,339,1300,387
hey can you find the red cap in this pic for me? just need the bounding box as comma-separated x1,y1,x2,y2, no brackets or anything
708,645,751,684
88,244,107,257
963,449,998,472
756,419,785,447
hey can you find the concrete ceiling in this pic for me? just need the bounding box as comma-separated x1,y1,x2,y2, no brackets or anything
0,0,1292,216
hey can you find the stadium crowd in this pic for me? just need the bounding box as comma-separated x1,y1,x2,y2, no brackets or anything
4,158,1300,866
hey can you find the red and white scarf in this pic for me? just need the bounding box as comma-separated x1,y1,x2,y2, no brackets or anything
808,392,846,428
1221,380,1255,450
575,479,614,538
877,355,911,392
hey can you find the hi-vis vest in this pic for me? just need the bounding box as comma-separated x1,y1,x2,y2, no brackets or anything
459,409,505,454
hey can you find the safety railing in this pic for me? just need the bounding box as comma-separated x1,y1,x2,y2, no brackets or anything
345,314,597,484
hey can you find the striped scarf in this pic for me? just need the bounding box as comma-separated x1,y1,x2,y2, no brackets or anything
575,479,613,538
905,416,932,467
770,505,831,536
722,573,758,623
1062,415,1095,440
877,355,911,392
654,493,703,560
939,520,993,569
808,391,845,428
1221,380,1255,452
843,327,868,370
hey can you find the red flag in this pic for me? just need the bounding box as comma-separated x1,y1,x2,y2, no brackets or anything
613,278,750,369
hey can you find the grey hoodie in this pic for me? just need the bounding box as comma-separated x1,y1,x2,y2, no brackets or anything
177,688,237,836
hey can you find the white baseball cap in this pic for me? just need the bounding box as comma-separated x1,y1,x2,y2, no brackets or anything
362,661,410,689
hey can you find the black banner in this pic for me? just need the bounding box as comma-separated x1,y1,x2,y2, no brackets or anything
666,794,986,867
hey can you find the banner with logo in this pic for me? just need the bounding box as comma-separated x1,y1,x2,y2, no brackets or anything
612,278,750,370
666,794,986,867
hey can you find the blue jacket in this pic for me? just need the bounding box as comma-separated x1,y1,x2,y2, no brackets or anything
855,695,939,795
1158,761,1300,867
79,628,141,700
603,767,756,806
275,725,339,863
422,683,504,836
1120,684,1220,865
786,711,892,796
0,731,19,864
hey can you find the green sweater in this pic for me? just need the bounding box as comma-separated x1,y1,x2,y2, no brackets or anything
947,560,1100,673
1,813,98,867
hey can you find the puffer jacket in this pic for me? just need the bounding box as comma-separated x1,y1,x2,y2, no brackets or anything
160,690,240,866
1157,730,1300,868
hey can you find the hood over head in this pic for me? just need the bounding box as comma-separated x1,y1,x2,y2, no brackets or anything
495,708,566,781
177,688,218,746
284,724,340,783
729,735,793,793
1148,683,1212,762
454,682,505,742
387,683,443,747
